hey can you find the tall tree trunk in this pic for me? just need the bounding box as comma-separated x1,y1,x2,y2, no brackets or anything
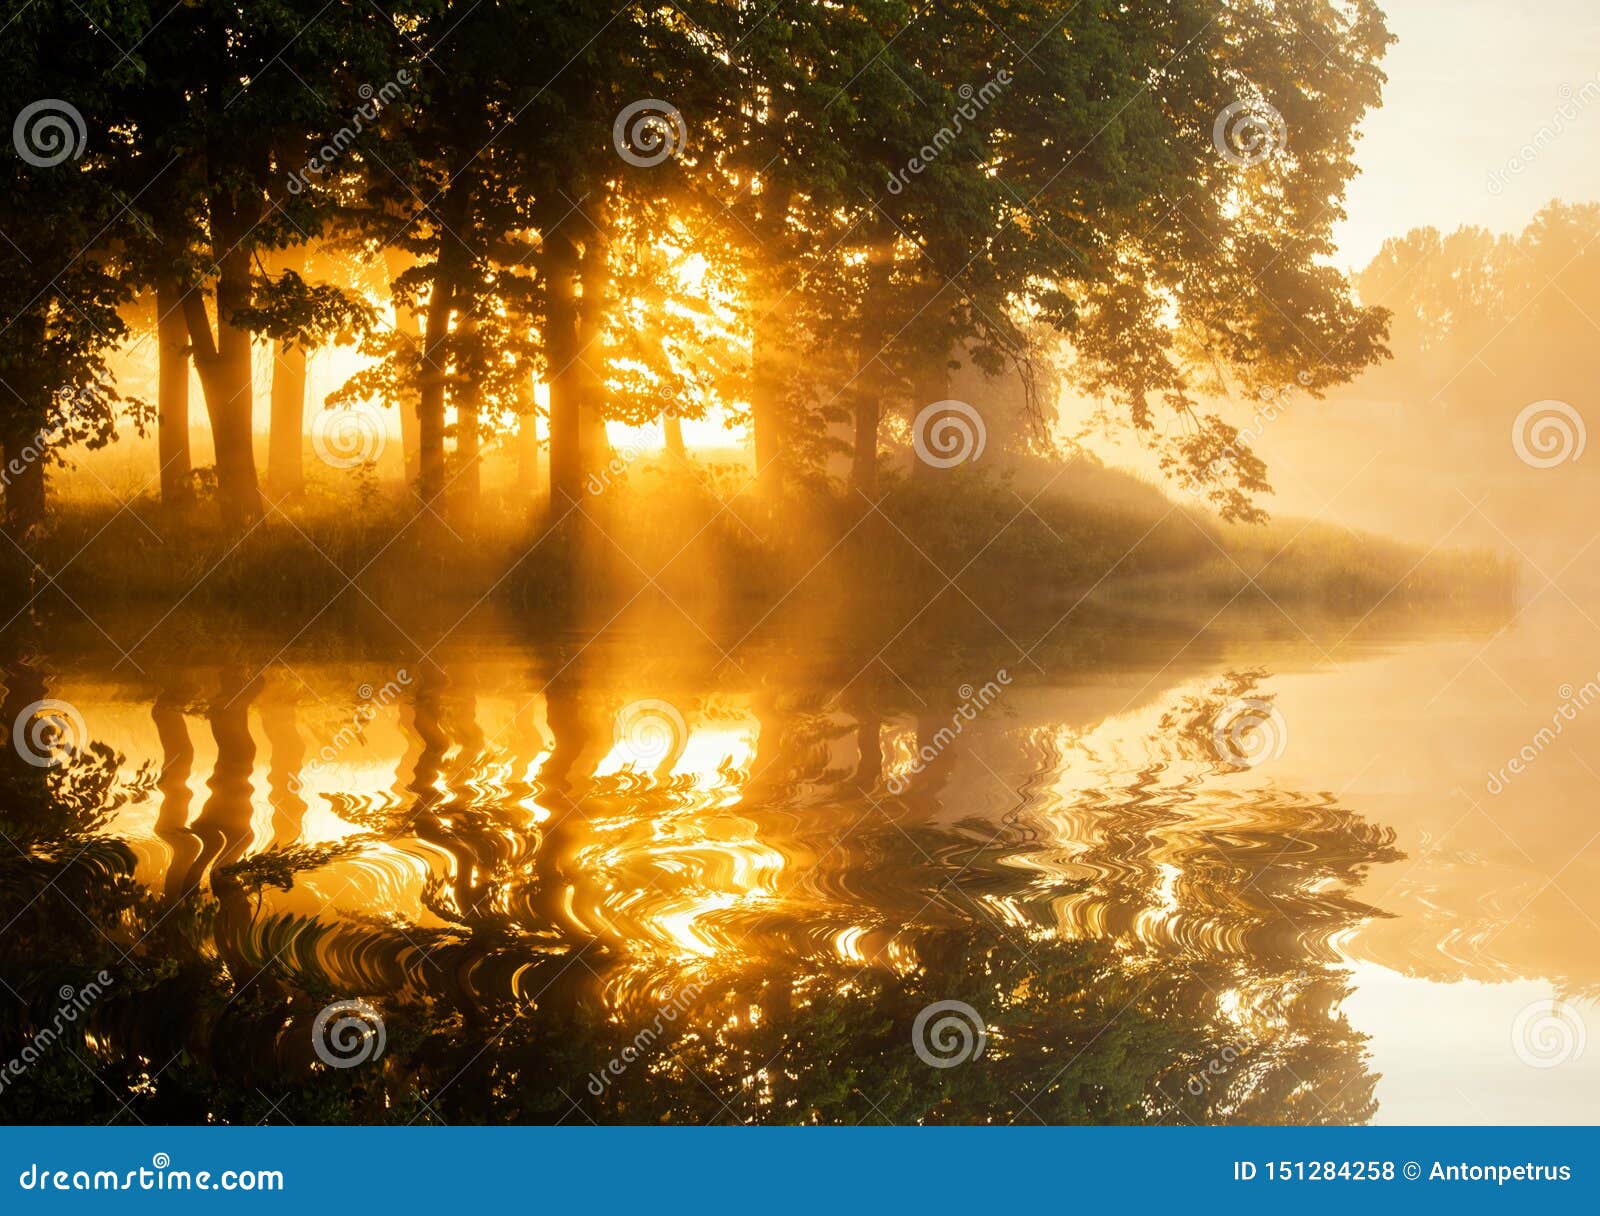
853,711,883,791
662,412,686,461
910,288,953,481
578,402,610,473
259,693,306,849
267,336,306,500
416,270,453,506
383,247,424,485
199,667,258,965
186,43,262,526
1,425,46,533
577,228,612,475
212,248,263,524
155,277,193,510
257,247,307,500
851,238,894,498
151,677,202,901
194,667,260,879
544,231,583,519
453,316,481,515
748,181,795,497
456,392,481,510
266,246,308,499
417,188,471,507
515,369,541,500
184,242,264,527
3,319,49,533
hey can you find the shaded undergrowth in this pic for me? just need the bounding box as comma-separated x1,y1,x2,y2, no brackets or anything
0,455,1517,625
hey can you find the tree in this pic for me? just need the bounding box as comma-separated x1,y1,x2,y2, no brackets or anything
250,245,381,500
1359,202,1600,418
118,0,394,527
906,0,1394,520
339,1,562,516
0,2,151,532
1012,0,1392,520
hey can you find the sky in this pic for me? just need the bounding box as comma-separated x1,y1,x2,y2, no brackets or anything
1335,0,1600,267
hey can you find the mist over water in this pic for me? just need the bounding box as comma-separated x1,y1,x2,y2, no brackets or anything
4,586,1593,1125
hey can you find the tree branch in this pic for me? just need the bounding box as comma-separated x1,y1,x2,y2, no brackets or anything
180,287,218,367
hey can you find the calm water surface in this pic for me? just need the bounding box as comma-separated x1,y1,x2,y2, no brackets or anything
3,597,1596,1124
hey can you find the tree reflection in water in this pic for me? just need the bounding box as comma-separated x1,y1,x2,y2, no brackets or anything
0,643,1398,1125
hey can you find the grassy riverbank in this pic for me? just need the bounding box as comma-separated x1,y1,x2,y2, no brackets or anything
0,455,1516,623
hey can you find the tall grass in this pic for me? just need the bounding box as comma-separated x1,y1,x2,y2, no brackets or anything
1,449,1517,625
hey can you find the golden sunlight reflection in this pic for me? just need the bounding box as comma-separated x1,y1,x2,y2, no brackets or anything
22,599,1600,1123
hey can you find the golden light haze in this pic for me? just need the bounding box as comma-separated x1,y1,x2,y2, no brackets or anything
1336,0,1600,268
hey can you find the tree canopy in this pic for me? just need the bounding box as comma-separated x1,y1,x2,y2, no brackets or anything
1,0,1392,535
